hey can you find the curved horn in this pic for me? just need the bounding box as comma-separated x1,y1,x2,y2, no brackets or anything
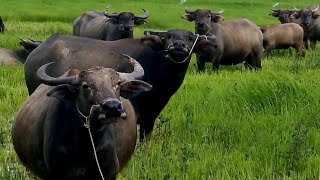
103,5,111,13
293,5,300,11
37,62,79,86
311,5,319,13
272,2,279,8
185,7,195,14
118,54,144,81
134,9,149,19
104,12,120,18
218,9,224,14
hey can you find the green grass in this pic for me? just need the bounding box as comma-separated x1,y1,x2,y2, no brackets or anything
1,0,320,179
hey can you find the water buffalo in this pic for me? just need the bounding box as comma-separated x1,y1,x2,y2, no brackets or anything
182,9,263,71
12,57,152,179
269,9,300,24
24,29,216,141
0,38,40,65
0,16,5,32
293,5,320,49
73,8,149,41
260,23,305,56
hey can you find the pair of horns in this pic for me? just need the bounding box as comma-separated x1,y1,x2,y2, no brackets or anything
37,54,144,86
104,8,149,19
184,8,224,14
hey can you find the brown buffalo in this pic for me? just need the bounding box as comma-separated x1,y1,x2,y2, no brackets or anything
182,9,263,71
12,57,152,179
293,5,320,49
260,23,305,56
0,38,40,65
73,8,149,41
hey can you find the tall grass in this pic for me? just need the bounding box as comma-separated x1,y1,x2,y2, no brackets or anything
1,0,320,179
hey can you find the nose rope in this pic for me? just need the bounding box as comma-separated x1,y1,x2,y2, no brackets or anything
76,104,106,180
167,34,200,64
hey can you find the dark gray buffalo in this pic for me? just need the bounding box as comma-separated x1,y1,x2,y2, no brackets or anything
260,23,305,56
293,5,320,49
24,29,216,141
182,9,263,71
73,9,149,41
12,57,152,179
0,38,40,65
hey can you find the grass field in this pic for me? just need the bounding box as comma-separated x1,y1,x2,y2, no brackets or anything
1,0,320,179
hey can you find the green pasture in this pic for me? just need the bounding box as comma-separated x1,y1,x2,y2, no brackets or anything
1,0,320,179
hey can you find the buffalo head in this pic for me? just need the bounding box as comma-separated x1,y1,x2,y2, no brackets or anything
269,9,298,23
293,5,320,29
143,29,217,63
181,9,224,35
37,55,152,124
104,9,149,32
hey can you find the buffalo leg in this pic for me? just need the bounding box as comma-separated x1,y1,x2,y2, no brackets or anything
196,58,206,72
245,48,262,70
310,40,317,50
294,43,306,57
263,46,272,58
139,118,155,142
304,38,309,50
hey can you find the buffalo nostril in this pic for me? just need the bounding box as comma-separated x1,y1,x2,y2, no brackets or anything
101,99,124,115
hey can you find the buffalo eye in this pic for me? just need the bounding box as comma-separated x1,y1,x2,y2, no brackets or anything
131,17,134,20
167,34,173,39
188,36,193,41
207,14,211,17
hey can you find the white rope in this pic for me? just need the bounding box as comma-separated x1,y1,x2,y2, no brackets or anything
168,34,200,64
77,105,105,180
88,128,105,180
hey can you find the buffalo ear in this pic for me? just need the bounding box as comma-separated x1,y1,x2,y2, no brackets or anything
181,14,194,21
134,18,148,25
269,12,279,17
211,13,224,23
141,34,164,50
313,13,320,19
119,80,152,99
47,85,78,101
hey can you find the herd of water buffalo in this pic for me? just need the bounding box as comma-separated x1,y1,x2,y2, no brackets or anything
0,3,319,179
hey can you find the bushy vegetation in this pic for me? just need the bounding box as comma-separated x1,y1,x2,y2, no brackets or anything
1,0,320,179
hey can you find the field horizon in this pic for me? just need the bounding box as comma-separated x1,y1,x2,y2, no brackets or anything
1,0,320,179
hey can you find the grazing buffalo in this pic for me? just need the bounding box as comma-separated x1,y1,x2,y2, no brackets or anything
293,5,320,49
12,57,152,179
73,8,149,41
0,38,40,65
182,9,263,71
269,9,300,24
0,16,5,32
24,29,216,141
260,23,305,56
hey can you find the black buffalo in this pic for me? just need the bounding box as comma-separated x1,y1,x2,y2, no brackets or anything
73,8,149,41
293,5,320,49
24,29,216,141
0,16,5,32
182,9,263,71
12,57,152,179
